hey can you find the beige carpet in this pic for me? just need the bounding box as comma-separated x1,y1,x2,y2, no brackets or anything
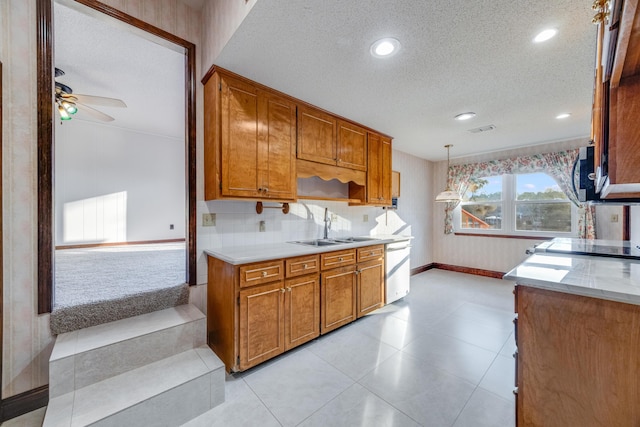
50,243,189,334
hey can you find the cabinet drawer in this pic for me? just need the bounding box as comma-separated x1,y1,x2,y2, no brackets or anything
357,245,384,262
286,255,319,278
321,249,356,270
239,260,284,288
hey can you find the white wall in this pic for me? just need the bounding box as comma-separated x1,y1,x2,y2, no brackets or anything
55,120,186,245
432,137,589,273
632,207,640,243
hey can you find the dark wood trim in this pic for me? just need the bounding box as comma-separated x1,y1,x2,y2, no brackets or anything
71,2,197,286
0,385,48,422
454,232,553,241
623,205,630,241
37,0,54,314
432,263,505,279
410,263,435,276
37,0,199,313
55,238,186,250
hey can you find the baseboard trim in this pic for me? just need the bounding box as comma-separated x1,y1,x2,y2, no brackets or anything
1,385,48,422
56,238,185,250
432,263,505,279
410,263,436,276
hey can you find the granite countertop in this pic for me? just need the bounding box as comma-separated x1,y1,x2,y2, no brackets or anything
204,235,412,265
504,252,640,305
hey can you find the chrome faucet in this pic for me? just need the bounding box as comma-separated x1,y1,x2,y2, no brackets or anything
323,207,331,239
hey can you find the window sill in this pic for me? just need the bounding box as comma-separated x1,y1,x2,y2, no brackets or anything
453,232,556,240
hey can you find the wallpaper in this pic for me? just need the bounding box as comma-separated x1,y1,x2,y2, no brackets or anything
1,0,201,399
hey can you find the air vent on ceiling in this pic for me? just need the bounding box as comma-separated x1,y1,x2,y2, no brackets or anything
467,124,496,134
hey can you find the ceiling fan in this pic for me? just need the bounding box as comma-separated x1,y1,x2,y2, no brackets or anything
54,68,127,122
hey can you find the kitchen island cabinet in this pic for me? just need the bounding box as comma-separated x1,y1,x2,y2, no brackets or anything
505,251,640,426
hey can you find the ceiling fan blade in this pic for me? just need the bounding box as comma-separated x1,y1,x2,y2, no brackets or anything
75,102,115,122
68,93,127,108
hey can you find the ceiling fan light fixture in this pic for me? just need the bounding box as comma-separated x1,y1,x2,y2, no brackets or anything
435,144,462,203
62,100,78,115
58,104,71,120
555,112,571,119
370,38,400,58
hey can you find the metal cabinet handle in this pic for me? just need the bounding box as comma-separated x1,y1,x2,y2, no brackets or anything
339,257,344,262
264,187,269,193
262,271,267,277
287,287,292,292
303,264,308,269
281,288,286,293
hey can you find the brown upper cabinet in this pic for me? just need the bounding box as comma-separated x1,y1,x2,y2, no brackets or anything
366,133,392,205
592,0,640,199
204,66,392,204
297,104,367,171
205,71,297,201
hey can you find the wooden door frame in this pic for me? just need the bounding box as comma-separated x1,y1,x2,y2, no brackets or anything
36,0,197,313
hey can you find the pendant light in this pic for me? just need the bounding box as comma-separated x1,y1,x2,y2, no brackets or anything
435,144,462,203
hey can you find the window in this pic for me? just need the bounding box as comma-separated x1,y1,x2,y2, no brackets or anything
454,173,577,236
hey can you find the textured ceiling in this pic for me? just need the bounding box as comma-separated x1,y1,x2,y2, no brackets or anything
216,0,597,161
54,2,185,139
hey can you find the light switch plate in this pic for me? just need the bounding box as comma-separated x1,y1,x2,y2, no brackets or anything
203,213,216,226
363,214,369,222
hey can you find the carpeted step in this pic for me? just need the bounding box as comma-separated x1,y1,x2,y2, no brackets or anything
43,346,225,427
49,304,206,399
50,283,190,334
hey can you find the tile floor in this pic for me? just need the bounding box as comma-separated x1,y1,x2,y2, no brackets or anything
4,269,516,427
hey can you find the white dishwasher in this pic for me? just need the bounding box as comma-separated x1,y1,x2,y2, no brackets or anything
385,240,411,304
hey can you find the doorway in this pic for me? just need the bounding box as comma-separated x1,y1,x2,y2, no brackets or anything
37,0,196,316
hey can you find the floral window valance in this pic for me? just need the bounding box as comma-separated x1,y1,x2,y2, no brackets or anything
442,148,596,239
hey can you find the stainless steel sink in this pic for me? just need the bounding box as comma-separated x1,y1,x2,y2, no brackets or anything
290,239,344,246
334,236,379,243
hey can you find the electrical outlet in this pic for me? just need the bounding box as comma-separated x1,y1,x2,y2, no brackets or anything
331,214,338,222
259,220,266,232
363,214,369,222
611,214,619,223
169,224,174,230
203,213,216,227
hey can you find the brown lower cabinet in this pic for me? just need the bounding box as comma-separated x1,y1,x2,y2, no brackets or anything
514,285,640,426
208,245,385,372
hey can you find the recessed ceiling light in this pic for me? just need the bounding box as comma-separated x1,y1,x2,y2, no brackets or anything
556,113,571,119
534,28,557,43
370,38,400,58
454,112,476,121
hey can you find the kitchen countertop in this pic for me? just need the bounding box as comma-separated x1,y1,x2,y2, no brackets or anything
204,235,412,265
504,252,640,305
534,237,640,260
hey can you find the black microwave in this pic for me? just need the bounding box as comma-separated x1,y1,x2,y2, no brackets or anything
577,145,640,204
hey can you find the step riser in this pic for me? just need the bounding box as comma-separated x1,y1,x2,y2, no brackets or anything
50,308,205,399
44,368,225,427
50,318,205,399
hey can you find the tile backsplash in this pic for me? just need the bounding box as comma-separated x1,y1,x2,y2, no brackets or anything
196,199,409,284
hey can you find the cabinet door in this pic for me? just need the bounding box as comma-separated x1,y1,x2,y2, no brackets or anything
337,120,367,171
284,275,320,351
220,75,261,198
297,105,337,166
259,91,297,200
356,259,384,318
366,133,392,205
239,282,285,370
321,265,357,334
